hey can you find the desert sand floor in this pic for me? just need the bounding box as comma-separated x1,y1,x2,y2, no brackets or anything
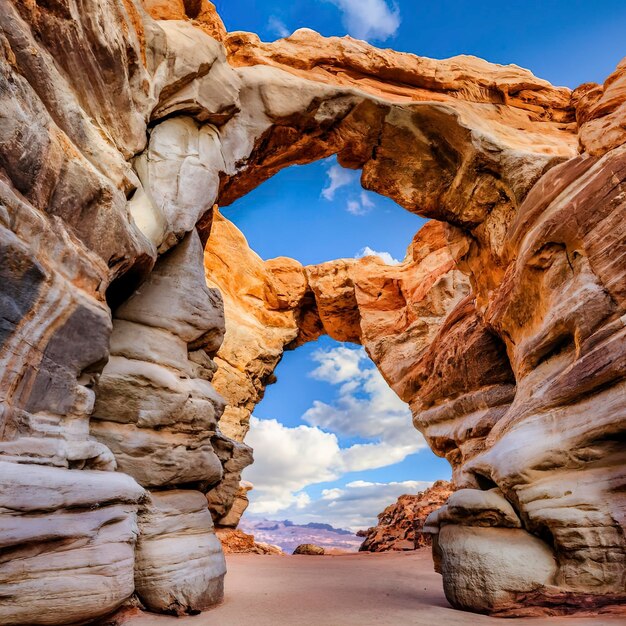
123,549,623,626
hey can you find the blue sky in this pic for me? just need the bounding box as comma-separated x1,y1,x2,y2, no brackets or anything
221,0,626,530
241,337,448,531
222,158,426,265
215,0,626,88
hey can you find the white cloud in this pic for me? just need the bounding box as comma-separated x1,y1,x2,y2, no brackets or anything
244,346,428,518
309,345,368,383
355,246,401,265
321,164,359,200
328,0,401,42
321,163,376,216
346,191,375,216
304,346,419,443
267,16,290,38
243,417,342,514
251,479,434,532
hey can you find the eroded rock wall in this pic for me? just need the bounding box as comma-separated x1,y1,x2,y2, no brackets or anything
0,0,623,622
203,34,625,617
0,0,240,620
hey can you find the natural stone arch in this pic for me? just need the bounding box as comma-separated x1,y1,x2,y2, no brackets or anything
202,211,471,522
0,0,624,623
186,30,623,616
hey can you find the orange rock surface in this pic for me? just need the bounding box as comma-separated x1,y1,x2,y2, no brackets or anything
575,58,626,156
216,528,283,555
359,481,454,552
226,29,572,119
142,0,227,42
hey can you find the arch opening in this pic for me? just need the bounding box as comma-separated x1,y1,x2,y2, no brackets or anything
206,155,452,550
238,335,451,552
202,175,471,544
222,156,427,266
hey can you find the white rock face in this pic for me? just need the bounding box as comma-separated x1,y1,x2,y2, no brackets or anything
135,490,227,615
437,488,522,528
438,525,557,613
135,119,226,252
92,232,227,487
149,20,241,125
115,230,225,347
0,462,145,625
91,229,236,612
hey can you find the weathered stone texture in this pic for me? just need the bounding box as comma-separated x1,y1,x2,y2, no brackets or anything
0,462,145,625
135,490,226,615
359,480,453,552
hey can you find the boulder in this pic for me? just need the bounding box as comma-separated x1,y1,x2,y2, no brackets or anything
437,526,557,614
135,490,226,615
216,528,283,555
293,544,325,556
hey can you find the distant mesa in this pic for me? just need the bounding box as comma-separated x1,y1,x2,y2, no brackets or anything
239,518,363,553
302,522,355,536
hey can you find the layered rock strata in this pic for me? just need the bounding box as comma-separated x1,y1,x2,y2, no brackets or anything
134,490,226,615
0,0,623,622
203,35,625,616
0,0,240,620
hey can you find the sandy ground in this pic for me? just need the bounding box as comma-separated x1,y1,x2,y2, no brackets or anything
124,550,623,626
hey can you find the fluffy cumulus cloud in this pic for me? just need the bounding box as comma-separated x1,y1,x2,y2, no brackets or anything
244,345,428,520
302,346,425,454
309,345,366,383
313,480,433,530
321,164,376,216
244,417,341,514
251,479,433,532
328,0,401,42
267,16,290,38
321,163,359,201
346,191,375,216
355,246,401,265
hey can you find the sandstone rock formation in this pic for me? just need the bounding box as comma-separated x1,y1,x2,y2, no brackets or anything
135,490,226,615
0,1,242,620
0,463,144,625
204,32,625,617
204,210,308,444
0,0,624,622
205,214,468,449
216,528,283,555
574,57,626,156
359,481,453,552
216,481,254,528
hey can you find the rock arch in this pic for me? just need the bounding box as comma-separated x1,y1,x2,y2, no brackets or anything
202,210,471,519
0,0,624,623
